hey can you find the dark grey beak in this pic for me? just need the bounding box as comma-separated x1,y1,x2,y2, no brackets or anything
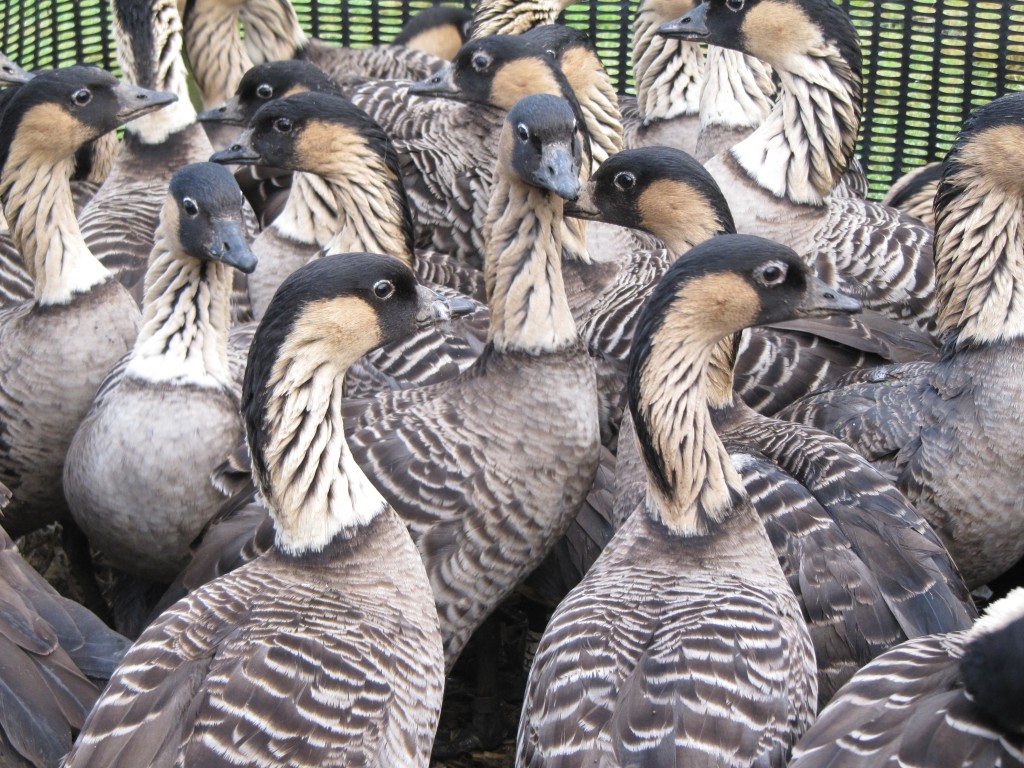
533,143,581,201
407,65,462,98
207,219,257,273
114,83,178,123
209,130,262,165
0,54,31,86
414,285,477,328
657,2,710,40
198,96,246,125
796,277,862,318
563,182,601,221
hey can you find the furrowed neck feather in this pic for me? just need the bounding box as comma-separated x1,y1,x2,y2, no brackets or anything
316,151,416,266
239,0,308,65
272,171,355,248
633,314,746,535
127,220,234,387
632,10,705,123
1,153,109,305
252,347,385,556
707,331,739,410
561,48,623,166
699,46,774,138
484,173,577,354
116,0,197,142
934,171,1024,347
730,43,860,205
184,0,253,107
470,0,570,39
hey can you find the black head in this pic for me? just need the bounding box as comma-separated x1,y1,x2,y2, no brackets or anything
167,162,256,273
521,24,591,62
961,588,1024,736
937,90,1024,214
210,92,391,173
0,52,31,86
409,33,571,110
242,253,456,481
657,0,861,76
504,93,582,200
0,65,176,174
566,147,735,247
199,60,343,126
393,5,474,59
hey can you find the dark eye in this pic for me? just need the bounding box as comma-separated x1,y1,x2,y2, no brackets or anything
471,52,492,72
256,83,273,99
516,123,529,142
182,197,199,216
726,0,745,11
71,88,92,106
373,279,395,299
545,48,557,59
613,171,636,191
273,117,292,133
755,261,788,286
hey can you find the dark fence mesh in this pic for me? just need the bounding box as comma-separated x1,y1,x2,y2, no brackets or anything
1,1,1022,197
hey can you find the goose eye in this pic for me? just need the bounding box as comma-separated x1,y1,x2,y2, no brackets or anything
273,117,292,133
613,171,636,192
471,52,492,72
726,0,745,11
516,123,530,142
182,197,199,216
755,261,788,286
545,48,557,59
256,83,273,99
373,279,395,299
71,88,92,106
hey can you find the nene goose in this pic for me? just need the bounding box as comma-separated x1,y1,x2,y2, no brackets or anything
0,67,173,538
78,0,219,303
789,588,1024,768
64,254,447,768
659,0,936,331
64,163,256,584
163,95,599,673
238,0,445,88
0,511,132,768
779,91,1024,589
571,148,973,703
518,236,842,766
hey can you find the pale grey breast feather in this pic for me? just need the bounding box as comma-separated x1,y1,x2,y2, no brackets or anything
306,44,444,90
788,633,1023,767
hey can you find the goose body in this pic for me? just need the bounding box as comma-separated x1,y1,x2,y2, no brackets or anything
65,163,257,582
518,236,842,766
882,160,942,229
789,588,1024,768
576,148,974,703
0,68,173,536
660,0,937,332
64,254,447,768
779,91,1024,588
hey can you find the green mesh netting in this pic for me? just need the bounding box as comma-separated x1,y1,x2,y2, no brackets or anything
1,1,1022,197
